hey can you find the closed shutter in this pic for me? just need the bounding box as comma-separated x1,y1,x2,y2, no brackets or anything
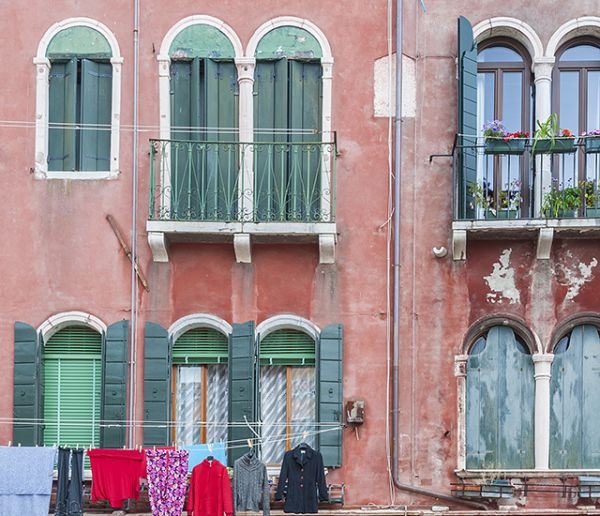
101,320,128,448
550,325,600,469
457,16,478,219
466,326,534,469
228,321,256,464
173,328,228,364
48,58,77,171
143,322,171,446
79,59,112,171
43,326,102,450
13,322,41,446
317,324,343,467
260,329,316,366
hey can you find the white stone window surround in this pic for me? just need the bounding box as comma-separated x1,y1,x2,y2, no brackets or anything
256,314,321,341
37,310,107,343
168,313,233,342
34,17,123,180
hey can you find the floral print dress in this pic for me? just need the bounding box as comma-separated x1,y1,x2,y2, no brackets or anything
145,449,189,516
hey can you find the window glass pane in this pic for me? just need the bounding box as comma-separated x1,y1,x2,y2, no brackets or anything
206,364,228,444
290,367,316,449
502,72,522,130
176,366,202,446
478,46,523,63
261,366,287,464
477,72,496,205
559,71,579,186
560,44,600,62
587,72,600,187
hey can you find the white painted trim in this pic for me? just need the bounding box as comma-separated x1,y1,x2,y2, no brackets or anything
158,15,243,59
546,17,600,58
533,353,554,470
256,315,320,341
472,17,544,61
168,314,232,342
38,311,107,343
34,18,122,178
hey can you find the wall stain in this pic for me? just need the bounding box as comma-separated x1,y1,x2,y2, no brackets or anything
484,248,520,304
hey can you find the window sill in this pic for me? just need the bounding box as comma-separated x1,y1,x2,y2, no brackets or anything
456,468,600,478
452,218,600,260
34,169,120,180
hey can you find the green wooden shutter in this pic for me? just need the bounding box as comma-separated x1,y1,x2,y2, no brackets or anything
101,320,128,448
457,16,478,219
228,321,256,464
79,59,112,171
317,324,343,467
173,327,229,364
48,58,77,171
466,326,534,469
43,326,102,449
13,322,41,446
260,330,316,366
550,325,600,469
143,322,171,446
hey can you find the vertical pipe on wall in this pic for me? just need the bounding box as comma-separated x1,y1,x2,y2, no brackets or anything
390,0,487,509
128,0,140,446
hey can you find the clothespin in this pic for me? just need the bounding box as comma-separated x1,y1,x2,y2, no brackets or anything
18,443,21,447
302,431,308,441
7,441,11,447
208,442,213,453
153,445,156,452
247,438,253,449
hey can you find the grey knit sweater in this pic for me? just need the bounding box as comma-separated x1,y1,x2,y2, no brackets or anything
233,452,270,516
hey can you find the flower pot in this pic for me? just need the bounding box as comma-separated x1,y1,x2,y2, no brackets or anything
585,207,600,217
584,137,600,154
484,138,526,155
533,138,576,154
484,209,519,220
558,209,578,218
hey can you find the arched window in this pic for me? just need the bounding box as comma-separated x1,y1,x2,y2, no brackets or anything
259,329,316,464
43,325,102,450
554,40,600,199
466,325,534,469
550,324,600,468
253,26,324,222
476,39,532,218
172,327,229,446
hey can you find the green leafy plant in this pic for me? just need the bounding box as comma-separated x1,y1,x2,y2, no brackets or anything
542,180,582,217
582,180,600,208
532,113,574,154
468,180,521,214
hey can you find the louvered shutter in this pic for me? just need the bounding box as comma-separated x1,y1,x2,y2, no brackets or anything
228,321,256,464
173,327,228,364
457,16,478,219
13,322,41,446
79,59,112,171
101,320,128,448
48,58,77,171
43,326,102,450
260,329,316,366
317,324,343,467
143,322,171,446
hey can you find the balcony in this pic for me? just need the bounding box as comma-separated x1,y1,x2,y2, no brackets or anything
147,139,337,263
450,136,600,260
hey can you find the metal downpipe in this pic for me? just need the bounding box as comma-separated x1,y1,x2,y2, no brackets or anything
391,0,486,509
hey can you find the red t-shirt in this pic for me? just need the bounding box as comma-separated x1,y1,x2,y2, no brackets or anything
188,459,233,516
88,449,144,508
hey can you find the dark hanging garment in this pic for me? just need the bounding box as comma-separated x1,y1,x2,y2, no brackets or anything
55,447,84,516
275,445,328,513
233,451,270,516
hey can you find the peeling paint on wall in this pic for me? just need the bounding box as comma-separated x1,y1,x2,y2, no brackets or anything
484,249,520,304
373,53,416,118
555,252,598,301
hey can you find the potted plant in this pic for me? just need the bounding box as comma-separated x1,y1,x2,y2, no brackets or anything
582,129,600,153
532,113,576,154
583,180,600,217
542,180,582,218
483,120,528,155
468,180,521,219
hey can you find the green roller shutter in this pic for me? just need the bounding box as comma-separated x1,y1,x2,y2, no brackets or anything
317,324,343,468
143,322,171,446
101,320,128,448
173,327,229,364
79,59,112,171
457,16,478,219
48,58,77,171
228,321,256,464
13,322,41,446
260,329,316,366
43,326,102,450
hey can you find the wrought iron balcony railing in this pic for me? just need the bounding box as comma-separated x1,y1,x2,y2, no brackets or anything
149,139,336,224
453,136,600,221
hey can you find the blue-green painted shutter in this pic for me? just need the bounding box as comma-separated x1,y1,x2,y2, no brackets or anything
228,321,256,464
143,322,171,446
457,16,478,219
466,326,534,469
317,324,343,468
172,327,229,364
79,59,112,171
13,322,41,446
101,320,128,448
260,330,316,366
48,58,77,171
550,325,600,469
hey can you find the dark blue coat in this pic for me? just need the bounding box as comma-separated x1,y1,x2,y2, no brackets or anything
275,446,328,513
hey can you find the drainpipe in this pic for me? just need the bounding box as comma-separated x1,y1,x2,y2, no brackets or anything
391,0,486,509
128,0,140,446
